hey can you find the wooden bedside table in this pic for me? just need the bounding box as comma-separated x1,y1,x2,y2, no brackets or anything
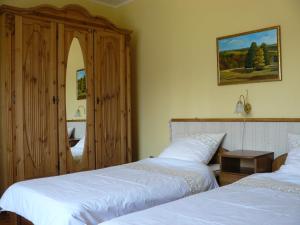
69,138,80,147
0,212,11,225
219,150,274,186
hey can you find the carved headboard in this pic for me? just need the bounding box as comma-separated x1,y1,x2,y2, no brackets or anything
170,118,300,165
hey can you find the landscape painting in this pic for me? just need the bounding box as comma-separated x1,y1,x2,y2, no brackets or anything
217,26,281,85
76,69,87,100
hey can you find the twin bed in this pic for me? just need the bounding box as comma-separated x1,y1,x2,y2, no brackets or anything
1,118,300,225
102,171,300,225
0,157,218,225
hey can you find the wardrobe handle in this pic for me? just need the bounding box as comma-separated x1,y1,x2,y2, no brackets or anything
97,97,100,105
52,96,59,104
12,94,16,105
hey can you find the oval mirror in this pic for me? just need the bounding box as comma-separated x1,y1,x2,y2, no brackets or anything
66,37,87,162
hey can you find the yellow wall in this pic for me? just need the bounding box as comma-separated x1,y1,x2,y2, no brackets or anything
66,38,86,121
116,0,300,159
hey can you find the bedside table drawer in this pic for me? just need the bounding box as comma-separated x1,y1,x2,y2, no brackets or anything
219,172,248,186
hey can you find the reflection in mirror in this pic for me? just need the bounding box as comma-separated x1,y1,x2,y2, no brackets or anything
66,37,87,161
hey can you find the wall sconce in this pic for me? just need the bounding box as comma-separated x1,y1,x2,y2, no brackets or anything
74,105,86,117
235,90,252,114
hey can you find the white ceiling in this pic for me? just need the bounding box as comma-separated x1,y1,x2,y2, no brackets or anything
92,0,133,8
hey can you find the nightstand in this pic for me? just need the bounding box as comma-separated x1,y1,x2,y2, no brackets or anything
0,212,11,225
69,138,80,147
219,150,274,186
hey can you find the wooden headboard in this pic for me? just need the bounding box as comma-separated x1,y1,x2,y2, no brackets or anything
272,153,288,172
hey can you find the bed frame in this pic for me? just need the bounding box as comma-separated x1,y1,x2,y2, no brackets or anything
272,153,288,171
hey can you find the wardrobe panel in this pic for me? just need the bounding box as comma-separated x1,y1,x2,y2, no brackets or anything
94,31,127,168
58,24,95,173
125,41,132,163
0,13,14,195
14,16,58,180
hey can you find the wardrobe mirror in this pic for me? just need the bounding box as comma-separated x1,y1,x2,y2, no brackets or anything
66,37,87,161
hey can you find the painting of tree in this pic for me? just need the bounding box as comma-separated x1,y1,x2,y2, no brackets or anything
253,47,265,70
261,43,270,65
76,69,87,100
217,26,282,85
245,42,257,69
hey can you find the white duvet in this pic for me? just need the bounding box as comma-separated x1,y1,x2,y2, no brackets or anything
71,137,85,160
101,171,300,225
0,158,217,225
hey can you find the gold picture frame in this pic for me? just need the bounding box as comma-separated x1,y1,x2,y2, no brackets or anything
216,26,282,85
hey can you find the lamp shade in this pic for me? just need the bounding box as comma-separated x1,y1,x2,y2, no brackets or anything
235,100,245,114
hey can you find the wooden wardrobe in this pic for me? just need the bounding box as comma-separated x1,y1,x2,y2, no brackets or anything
0,4,132,196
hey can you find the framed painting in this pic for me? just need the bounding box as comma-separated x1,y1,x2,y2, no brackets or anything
76,69,87,100
217,26,282,85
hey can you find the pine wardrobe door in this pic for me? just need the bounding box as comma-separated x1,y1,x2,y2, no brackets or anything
57,24,95,174
14,16,58,181
94,30,127,168
0,13,14,195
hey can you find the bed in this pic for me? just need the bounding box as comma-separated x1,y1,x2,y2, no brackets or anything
99,154,300,225
70,136,85,160
0,131,225,225
96,121,300,225
2,118,300,225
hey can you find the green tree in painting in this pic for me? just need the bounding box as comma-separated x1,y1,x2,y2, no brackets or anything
245,42,257,68
253,47,265,70
261,43,270,65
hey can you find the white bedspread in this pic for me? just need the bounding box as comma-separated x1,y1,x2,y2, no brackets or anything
101,172,300,225
0,158,217,225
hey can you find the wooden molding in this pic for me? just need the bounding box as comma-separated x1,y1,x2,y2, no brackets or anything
171,118,300,123
66,119,87,122
0,4,132,35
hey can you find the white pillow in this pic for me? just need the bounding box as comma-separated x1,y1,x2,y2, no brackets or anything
288,133,300,151
67,127,75,138
285,147,300,165
279,147,300,175
278,134,300,175
159,133,226,164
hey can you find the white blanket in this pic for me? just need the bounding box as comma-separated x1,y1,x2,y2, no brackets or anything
0,158,217,225
101,172,300,225
71,136,85,160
